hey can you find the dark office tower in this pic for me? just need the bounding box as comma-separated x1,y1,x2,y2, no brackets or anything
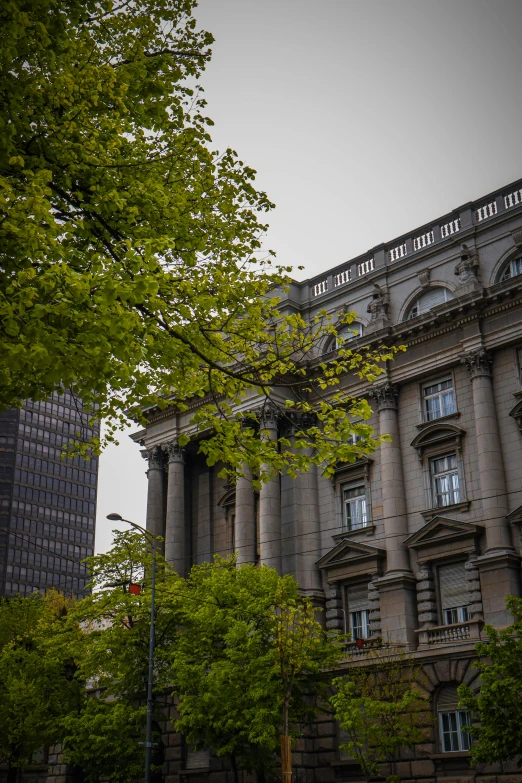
0,392,99,599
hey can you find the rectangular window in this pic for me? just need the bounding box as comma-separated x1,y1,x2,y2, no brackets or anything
439,561,469,625
343,484,368,530
431,454,460,507
423,379,456,421
346,583,370,640
439,710,471,752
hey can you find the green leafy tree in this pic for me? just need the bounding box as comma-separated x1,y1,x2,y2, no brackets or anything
0,0,399,478
168,557,340,782
331,647,432,783
0,591,84,783
59,530,184,783
458,595,522,765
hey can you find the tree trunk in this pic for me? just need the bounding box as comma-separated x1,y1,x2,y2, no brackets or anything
231,752,239,783
280,735,292,783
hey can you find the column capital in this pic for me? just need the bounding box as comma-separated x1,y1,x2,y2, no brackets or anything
461,348,493,379
280,410,318,437
141,445,165,470
259,402,280,430
164,442,185,464
369,381,399,411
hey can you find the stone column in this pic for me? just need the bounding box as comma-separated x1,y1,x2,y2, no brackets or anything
164,443,186,576
259,408,282,572
461,349,520,626
234,466,256,565
461,349,512,551
141,445,166,541
370,382,417,645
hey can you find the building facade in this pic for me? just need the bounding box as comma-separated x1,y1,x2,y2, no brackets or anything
133,178,522,781
0,392,98,600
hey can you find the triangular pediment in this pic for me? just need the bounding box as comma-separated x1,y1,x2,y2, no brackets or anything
316,538,385,570
405,516,483,550
507,504,522,524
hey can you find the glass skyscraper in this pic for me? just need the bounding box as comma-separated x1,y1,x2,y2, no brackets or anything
0,392,98,599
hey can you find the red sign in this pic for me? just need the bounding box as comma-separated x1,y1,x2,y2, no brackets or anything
129,583,141,595
355,637,365,648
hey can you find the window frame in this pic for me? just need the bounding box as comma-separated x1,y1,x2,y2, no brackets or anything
438,709,471,753
335,322,363,349
435,559,471,626
342,481,369,531
344,580,371,640
421,376,457,423
500,254,522,282
430,452,461,509
406,286,453,320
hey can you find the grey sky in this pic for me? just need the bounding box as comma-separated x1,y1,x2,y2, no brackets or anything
95,0,522,554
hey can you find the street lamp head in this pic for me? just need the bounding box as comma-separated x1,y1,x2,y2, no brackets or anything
107,513,123,521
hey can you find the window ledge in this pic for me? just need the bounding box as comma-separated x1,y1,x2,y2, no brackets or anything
333,523,375,542
430,752,470,760
421,500,470,520
416,411,461,430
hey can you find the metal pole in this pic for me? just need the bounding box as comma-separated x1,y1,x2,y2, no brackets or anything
144,537,157,783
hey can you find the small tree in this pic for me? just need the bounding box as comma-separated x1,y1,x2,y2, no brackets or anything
59,530,184,783
458,595,522,765
169,557,341,781
331,646,431,783
0,591,83,783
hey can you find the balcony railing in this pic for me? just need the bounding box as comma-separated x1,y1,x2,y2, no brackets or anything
416,618,483,648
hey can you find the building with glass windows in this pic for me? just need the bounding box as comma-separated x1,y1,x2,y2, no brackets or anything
117,177,522,779
0,392,98,600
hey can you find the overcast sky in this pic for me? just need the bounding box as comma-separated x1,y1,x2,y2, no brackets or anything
95,0,522,554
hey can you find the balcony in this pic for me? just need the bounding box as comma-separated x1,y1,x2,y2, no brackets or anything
416,618,483,649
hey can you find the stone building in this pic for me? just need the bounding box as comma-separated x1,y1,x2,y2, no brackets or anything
132,177,522,781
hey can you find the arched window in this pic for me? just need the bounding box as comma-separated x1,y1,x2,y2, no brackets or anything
335,322,363,348
499,255,522,282
437,686,471,753
406,287,453,320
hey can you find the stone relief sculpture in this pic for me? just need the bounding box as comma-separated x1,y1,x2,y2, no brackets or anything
366,283,390,333
454,243,482,294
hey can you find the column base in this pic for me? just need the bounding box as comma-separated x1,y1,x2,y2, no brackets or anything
374,571,418,646
475,549,521,627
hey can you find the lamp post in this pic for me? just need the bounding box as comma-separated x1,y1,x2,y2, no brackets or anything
107,513,157,783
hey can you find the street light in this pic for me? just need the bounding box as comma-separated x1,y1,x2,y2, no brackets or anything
107,513,157,783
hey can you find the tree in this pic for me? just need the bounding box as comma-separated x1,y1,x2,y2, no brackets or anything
331,646,431,783
0,0,399,478
59,530,184,783
458,595,522,766
168,557,340,781
0,591,84,783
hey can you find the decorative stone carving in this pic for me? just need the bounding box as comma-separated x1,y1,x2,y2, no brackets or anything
141,445,165,471
366,284,391,333
454,244,482,294
417,268,431,289
259,402,280,430
465,558,483,619
460,348,493,379
368,576,381,637
512,229,522,247
369,381,399,411
416,566,437,626
325,585,344,631
164,442,185,463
